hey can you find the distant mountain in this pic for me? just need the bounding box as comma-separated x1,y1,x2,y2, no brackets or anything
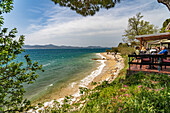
23,44,108,49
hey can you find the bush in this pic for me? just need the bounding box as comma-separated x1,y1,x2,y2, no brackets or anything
118,47,135,55
77,73,169,113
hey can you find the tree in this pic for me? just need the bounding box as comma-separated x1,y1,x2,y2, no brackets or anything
0,0,14,26
160,18,170,33
110,47,119,59
0,0,13,14
122,13,159,43
106,49,111,52
0,0,44,112
130,41,139,47
51,0,120,16
118,46,135,55
118,42,129,48
158,0,170,11
111,47,118,53
51,0,170,16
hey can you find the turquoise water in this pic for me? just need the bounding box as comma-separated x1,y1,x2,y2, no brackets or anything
17,49,106,101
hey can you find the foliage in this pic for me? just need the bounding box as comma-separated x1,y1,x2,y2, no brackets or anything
106,43,134,56
118,42,129,48
130,41,139,47
160,18,170,33
51,0,120,16
111,42,135,55
158,0,170,11
123,12,159,43
111,47,118,53
0,0,13,27
51,0,170,16
105,49,110,52
118,47,135,55
0,0,44,112
0,28,44,112
105,47,119,54
76,72,169,113
0,0,13,14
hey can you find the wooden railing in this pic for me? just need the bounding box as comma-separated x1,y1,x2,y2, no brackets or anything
128,55,170,71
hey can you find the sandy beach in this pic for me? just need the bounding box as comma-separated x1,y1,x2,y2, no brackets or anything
30,52,125,112
87,52,124,89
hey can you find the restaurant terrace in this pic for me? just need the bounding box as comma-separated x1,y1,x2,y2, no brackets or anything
127,32,170,75
136,32,170,50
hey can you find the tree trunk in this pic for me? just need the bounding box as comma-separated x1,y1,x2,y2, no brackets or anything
158,0,170,11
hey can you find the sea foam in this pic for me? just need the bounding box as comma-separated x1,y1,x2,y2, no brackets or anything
79,53,106,87
43,63,51,67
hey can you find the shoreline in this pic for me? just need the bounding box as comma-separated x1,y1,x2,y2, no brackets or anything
87,52,124,89
29,52,124,112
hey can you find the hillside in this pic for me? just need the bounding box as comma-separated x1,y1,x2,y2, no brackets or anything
23,44,108,49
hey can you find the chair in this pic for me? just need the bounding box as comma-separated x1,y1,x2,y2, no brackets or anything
161,52,169,69
140,55,152,69
162,58,170,69
133,52,141,63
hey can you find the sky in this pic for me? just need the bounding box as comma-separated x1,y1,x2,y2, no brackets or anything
3,0,170,47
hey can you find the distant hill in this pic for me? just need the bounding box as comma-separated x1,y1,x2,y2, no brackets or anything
23,44,108,49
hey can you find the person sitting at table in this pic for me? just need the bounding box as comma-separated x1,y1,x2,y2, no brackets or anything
158,46,168,55
135,46,140,55
140,47,146,54
146,48,150,54
150,47,157,54
156,46,160,53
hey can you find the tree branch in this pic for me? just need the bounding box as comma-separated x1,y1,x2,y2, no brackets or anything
158,0,170,11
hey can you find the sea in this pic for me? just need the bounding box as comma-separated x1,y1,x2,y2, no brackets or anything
16,49,107,102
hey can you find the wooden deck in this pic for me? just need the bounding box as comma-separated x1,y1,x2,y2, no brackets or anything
127,55,170,75
127,64,170,75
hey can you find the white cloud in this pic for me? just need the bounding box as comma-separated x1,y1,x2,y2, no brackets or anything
25,0,170,47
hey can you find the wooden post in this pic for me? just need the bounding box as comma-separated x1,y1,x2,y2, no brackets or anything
140,39,143,49
160,40,162,48
159,57,161,72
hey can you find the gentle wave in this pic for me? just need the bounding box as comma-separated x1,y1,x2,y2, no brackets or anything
79,53,106,87
68,53,106,105
43,63,51,67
